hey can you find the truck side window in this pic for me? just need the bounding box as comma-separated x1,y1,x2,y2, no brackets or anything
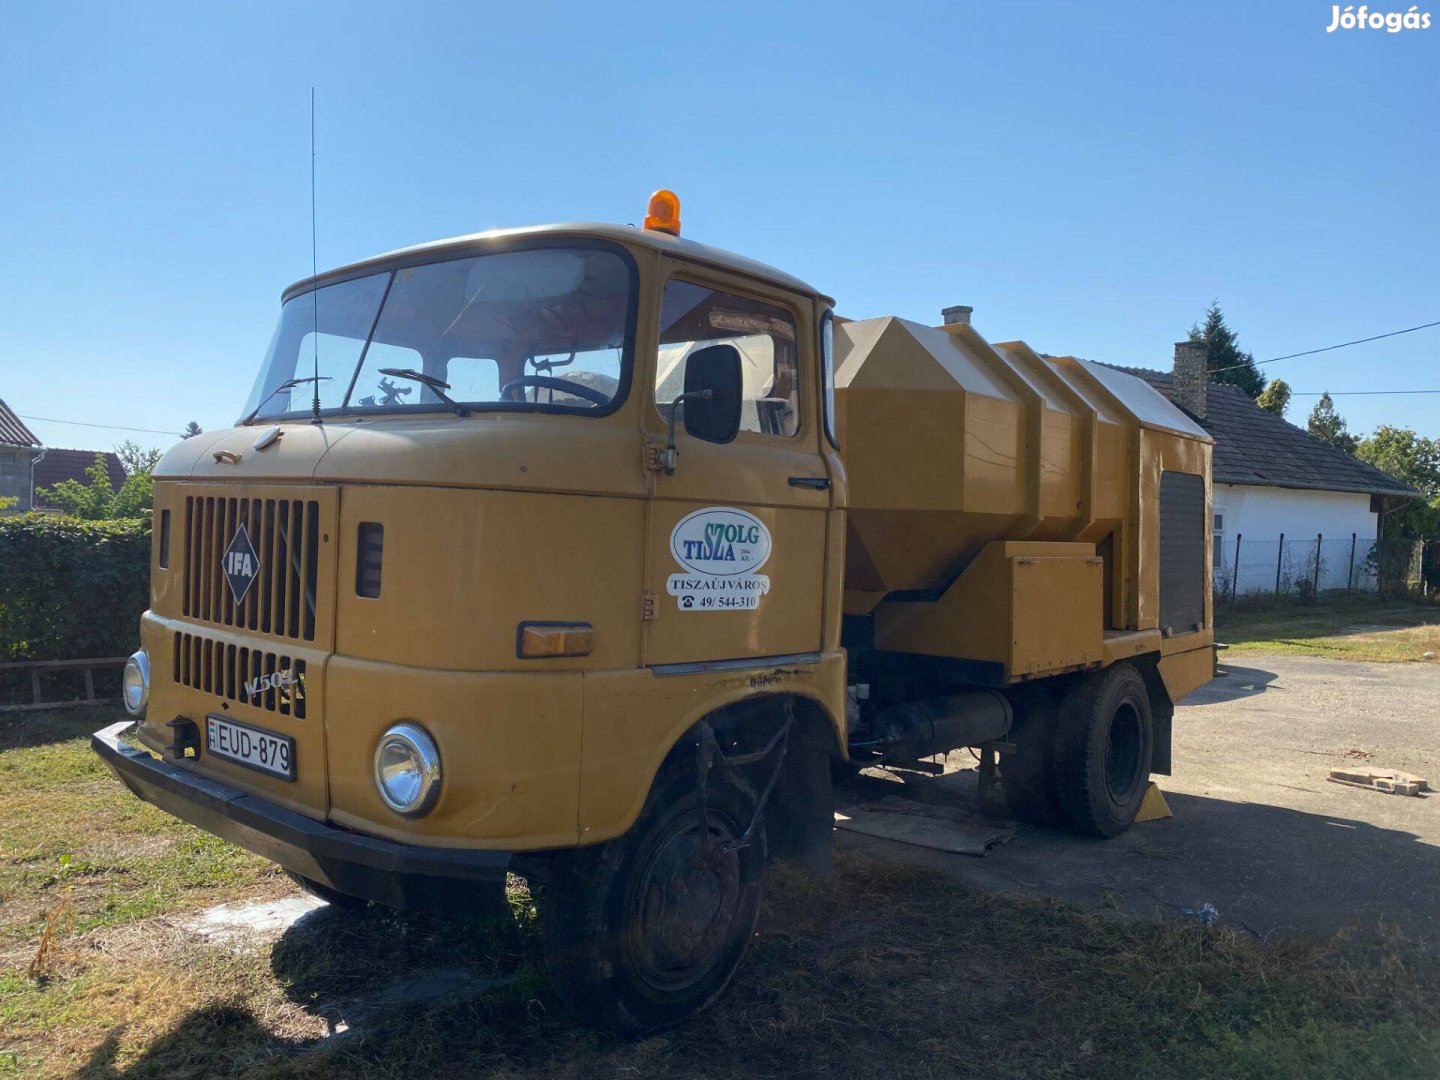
657,281,799,437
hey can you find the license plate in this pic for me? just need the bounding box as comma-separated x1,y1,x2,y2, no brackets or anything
205,715,295,781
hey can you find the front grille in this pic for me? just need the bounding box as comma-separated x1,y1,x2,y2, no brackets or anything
182,495,320,641
173,631,308,718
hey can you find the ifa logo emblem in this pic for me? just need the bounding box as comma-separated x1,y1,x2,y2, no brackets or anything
222,525,262,605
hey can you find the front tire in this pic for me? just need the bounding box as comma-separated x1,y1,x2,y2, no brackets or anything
284,869,368,910
1053,664,1154,837
536,760,766,1033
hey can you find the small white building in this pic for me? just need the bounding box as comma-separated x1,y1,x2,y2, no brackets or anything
1105,349,1416,596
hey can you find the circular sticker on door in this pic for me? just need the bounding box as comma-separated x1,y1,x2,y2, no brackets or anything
667,507,772,611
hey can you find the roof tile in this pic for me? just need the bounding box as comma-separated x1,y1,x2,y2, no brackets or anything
1100,366,1418,498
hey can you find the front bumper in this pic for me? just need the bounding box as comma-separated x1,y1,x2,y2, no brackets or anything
92,721,515,910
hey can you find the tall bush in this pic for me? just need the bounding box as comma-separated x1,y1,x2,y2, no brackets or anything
0,514,151,661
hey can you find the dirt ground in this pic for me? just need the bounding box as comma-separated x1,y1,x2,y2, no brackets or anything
838,655,1440,939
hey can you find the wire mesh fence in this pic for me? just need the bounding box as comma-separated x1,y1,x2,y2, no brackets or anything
1214,535,1439,602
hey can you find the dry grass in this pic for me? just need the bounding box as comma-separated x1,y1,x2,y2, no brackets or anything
3,708,1439,1079
0,708,281,960
1217,596,1440,662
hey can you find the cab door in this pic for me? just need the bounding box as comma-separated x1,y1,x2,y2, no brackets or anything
642,267,832,666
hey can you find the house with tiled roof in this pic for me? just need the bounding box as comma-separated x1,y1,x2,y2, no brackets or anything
1102,345,1418,594
0,398,43,511
0,399,128,513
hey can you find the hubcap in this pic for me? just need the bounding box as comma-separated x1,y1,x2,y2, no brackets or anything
627,813,744,993
1104,701,1145,803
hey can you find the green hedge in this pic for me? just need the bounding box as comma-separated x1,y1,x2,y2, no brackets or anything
0,514,151,661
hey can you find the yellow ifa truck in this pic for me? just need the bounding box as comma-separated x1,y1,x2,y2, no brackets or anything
96,191,1214,1032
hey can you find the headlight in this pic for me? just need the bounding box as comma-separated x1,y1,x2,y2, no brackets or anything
122,651,150,717
374,722,441,816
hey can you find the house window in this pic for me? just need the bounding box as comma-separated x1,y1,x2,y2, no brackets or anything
1212,511,1225,570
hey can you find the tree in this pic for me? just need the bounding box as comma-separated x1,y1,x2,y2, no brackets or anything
115,439,163,476
1189,301,1264,399
1256,378,1291,417
182,421,203,439
1355,426,1440,543
37,455,119,519
1306,393,1358,454
36,453,155,520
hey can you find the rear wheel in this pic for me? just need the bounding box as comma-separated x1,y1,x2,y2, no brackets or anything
1053,664,1154,837
999,689,1064,826
536,760,766,1033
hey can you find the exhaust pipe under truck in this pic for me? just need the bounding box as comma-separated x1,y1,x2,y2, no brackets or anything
94,190,1214,1033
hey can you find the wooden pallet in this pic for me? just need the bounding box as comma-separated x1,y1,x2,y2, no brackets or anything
0,657,129,712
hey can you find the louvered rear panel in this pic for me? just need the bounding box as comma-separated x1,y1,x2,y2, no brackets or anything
1159,470,1206,635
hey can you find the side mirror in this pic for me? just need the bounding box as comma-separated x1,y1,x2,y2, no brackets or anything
681,344,742,444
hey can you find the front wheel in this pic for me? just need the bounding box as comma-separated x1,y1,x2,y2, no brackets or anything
1053,663,1154,837
536,761,766,1033
284,869,369,910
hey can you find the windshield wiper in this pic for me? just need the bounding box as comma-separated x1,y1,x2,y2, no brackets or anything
242,376,331,426
377,368,470,417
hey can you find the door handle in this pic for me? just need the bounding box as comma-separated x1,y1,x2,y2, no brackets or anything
788,476,831,490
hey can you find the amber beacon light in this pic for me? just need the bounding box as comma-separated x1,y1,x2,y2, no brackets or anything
643,189,681,235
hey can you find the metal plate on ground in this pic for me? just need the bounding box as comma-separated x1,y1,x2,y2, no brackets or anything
835,796,1015,856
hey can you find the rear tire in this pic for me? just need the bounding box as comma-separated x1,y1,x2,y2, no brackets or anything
536,759,767,1033
284,870,368,910
1053,664,1154,838
999,690,1064,826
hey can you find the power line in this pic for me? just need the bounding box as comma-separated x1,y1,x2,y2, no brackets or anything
1209,318,1440,375
19,414,178,436
1289,389,1440,396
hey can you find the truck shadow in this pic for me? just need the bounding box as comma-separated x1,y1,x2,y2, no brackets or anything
1180,663,1277,703
78,789,1440,1080
837,763,1440,940
74,787,1440,1077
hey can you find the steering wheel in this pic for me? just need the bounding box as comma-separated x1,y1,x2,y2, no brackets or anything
499,375,611,406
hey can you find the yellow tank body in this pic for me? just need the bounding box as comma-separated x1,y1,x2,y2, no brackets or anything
834,315,1214,688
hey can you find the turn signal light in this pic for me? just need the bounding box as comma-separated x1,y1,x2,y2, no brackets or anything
517,622,594,659
643,189,681,236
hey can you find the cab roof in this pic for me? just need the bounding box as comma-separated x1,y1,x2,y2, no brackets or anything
282,222,827,303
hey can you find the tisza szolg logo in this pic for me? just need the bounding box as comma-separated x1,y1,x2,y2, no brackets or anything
1327,5,1431,30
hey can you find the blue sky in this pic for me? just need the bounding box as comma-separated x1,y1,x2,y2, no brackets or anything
3,0,1436,454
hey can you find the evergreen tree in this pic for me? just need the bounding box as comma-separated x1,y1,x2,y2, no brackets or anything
1188,301,1264,398
1306,393,1357,454
1256,378,1291,417
182,421,203,439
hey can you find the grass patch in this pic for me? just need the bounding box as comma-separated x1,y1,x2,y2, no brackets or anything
0,707,275,949
2,706,1438,1077
1216,595,1440,662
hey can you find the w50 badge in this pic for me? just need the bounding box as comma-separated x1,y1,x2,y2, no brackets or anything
666,507,772,612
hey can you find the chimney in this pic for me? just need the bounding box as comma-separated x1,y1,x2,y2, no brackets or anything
1172,340,1208,419
941,304,973,327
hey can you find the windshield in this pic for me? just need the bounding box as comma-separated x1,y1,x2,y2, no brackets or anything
241,244,635,422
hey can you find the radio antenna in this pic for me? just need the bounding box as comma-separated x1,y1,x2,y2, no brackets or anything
309,87,323,424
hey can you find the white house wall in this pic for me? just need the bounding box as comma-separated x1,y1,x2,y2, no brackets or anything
1213,483,1380,595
